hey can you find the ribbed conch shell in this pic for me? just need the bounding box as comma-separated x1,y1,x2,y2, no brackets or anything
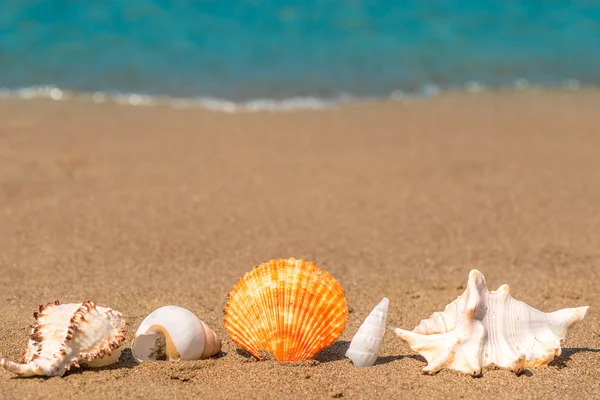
345,297,388,368
389,270,589,376
224,258,348,361
0,300,126,377
131,305,221,362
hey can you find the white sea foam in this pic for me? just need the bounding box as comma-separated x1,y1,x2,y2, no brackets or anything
0,84,443,112
465,81,485,93
514,78,532,90
0,82,592,112
0,85,355,112
565,79,581,90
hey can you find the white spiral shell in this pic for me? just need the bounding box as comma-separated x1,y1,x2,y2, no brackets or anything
131,305,221,362
345,298,388,367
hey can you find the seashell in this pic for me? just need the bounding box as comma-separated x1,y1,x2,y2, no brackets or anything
389,270,589,376
0,300,126,377
131,305,221,362
224,258,348,361
345,297,388,367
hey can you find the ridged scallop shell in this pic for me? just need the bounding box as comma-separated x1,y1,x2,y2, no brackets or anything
345,297,388,367
389,270,589,376
224,258,348,361
0,300,126,377
132,305,221,362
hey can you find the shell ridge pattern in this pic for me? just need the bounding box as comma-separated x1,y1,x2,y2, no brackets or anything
282,259,298,359
296,264,325,360
285,260,301,359
223,258,348,361
279,259,291,358
298,268,346,360
291,260,318,360
295,268,327,360
249,266,267,356
228,268,261,357
245,265,268,357
257,262,275,357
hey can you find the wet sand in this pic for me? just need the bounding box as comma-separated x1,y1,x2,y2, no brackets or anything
0,91,599,399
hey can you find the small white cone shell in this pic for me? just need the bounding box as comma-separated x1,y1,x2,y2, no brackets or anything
345,298,388,367
132,305,221,362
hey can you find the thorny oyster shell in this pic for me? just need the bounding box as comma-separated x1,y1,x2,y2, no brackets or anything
389,270,589,376
132,305,221,362
0,300,126,377
224,258,348,361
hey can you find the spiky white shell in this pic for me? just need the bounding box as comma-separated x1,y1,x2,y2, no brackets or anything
0,300,126,377
346,297,388,367
131,306,221,362
389,270,589,376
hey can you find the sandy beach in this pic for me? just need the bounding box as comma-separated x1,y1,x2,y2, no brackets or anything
0,91,598,399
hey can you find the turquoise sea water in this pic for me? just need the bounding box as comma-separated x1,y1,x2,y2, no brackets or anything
1,1,599,105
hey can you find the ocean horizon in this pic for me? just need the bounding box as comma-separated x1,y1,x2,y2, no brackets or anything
2,0,599,108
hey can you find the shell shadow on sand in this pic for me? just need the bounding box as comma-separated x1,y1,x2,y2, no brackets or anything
316,341,425,365
315,340,351,363
64,348,140,376
236,340,425,366
8,348,140,380
374,354,425,366
548,347,600,369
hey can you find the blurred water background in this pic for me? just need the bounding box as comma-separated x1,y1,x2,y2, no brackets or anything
1,0,599,108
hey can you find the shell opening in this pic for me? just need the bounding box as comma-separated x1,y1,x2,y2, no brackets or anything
132,327,180,362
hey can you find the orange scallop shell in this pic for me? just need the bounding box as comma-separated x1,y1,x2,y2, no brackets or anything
224,258,348,361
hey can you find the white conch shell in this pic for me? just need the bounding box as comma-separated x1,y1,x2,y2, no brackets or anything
131,305,221,362
389,270,589,376
345,298,388,367
0,300,126,377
